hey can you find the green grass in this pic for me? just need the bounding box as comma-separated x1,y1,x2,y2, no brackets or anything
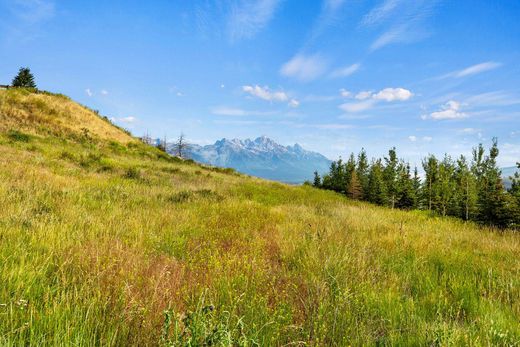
0,89,519,346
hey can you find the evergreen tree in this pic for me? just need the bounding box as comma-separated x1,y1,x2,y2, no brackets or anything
412,166,422,209
356,149,369,199
12,67,36,88
509,163,520,226
477,138,511,227
383,148,399,208
437,155,456,216
395,163,416,209
422,155,439,212
313,171,321,188
454,155,477,220
347,169,363,200
344,154,356,193
367,159,387,205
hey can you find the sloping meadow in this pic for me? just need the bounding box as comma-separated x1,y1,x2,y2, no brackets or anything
0,90,519,345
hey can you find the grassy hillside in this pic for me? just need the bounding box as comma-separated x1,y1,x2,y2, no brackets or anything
0,89,519,346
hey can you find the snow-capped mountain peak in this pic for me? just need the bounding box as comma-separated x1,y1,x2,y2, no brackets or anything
175,136,331,183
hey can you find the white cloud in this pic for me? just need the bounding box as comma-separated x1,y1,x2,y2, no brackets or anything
460,127,480,134
339,88,352,98
453,62,502,78
220,84,225,88
329,63,361,78
280,54,328,82
370,24,409,51
227,0,281,41
423,136,433,142
242,85,287,102
211,106,275,117
408,135,417,142
340,87,413,113
372,87,413,101
100,89,108,95
324,0,346,12
313,123,353,130
339,100,376,113
242,85,298,107
288,99,300,108
355,91,373,100
424,101,467,120
361,0,402,26
365,1,439,51
119,116,136,123
9,0,55,24
85,88,93,97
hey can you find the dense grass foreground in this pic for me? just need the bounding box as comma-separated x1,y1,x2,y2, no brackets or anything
0,89,519,346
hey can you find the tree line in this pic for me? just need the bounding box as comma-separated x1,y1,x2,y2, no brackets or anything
312,138,520,229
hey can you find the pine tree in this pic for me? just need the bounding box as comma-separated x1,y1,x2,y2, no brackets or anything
12,67,36,88
313,171,321,188
455,155,477,220
422,155,439,212
367,159,387,205
437,155,456,216
347,169,363,200
412,166,422,209
395,163,416,209
476,138,511,227
356,148,369,199
383,148,399,208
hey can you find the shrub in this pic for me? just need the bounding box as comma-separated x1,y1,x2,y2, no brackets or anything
123,167,141,179
7,130,31,142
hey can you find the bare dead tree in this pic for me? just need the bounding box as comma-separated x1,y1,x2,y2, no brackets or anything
157,134,168,152
174,132,188,158
142,131,153,145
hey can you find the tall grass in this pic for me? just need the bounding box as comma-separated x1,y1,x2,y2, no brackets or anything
0,90,519,346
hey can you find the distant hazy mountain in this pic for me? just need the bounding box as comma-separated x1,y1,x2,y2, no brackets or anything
502,166,518,189
174,136,331,184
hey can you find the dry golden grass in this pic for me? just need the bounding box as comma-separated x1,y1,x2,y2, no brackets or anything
0,89,134,144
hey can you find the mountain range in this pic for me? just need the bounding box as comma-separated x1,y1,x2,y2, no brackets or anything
170,136,331,184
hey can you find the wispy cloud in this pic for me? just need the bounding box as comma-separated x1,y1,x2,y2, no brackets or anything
242,85,299,107
211,106,277,117
364,0,440,51
227,0,281,41
439,61,502,79
329,63,361,78
361,0,402,27
280,54,328,82
422,101,467,120
9,0,55,24
85,89,93,97
119,116,136,123
340,100,376,113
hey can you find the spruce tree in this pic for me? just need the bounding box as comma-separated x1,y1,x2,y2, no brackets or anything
455,155,477,220
422,155,439,212
367,159,387,205
383,148,399,208
412,166,422,209
347,169,363,200
356,149,369,199
437,155,456,216
477,138,511,227
313,171,321,188
12,67,36,88
396,163,416,209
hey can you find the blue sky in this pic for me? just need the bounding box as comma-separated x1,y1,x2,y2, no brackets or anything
1,0,519,167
